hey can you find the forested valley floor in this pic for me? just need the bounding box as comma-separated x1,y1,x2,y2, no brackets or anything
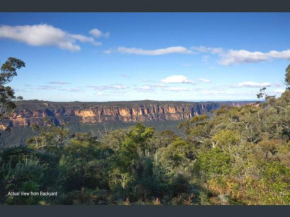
1,90,290,205
1,58,290,205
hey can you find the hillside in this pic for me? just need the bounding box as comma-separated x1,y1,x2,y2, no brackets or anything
0,100,256,130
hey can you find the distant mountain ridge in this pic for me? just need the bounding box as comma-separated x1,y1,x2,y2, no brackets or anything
0,100,257,130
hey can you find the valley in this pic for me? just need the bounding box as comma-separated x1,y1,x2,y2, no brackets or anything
0,100,256,147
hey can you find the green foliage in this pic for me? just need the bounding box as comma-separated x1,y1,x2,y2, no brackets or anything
285,64,290,89
2,62,290,205
213,130,240,149
0,57,25,121
196,148,231,179
26,125,69,155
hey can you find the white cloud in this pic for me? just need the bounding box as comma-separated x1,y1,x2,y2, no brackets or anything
139,86,151,90
0,24,101,51
190,46,290,65
103,49,112,54
117,46,192,55
142,79,156,83
135,86,154,92
88,84,128,90
70,34,94,43
111,85,128,89
60,88,84,92
37,85,59,90
219,50,269,66
161,75,194,84
202,55,210,63
192,46,223,54
162,87,190,91
89,28,110,38
203,90,255,95
92,41,102,46
272,83,285,88
238,81,271,88
46,81,71,85
268,50,290,59
198,78,210,83
150,84,166,87
273,89,285,94
219,49,290,65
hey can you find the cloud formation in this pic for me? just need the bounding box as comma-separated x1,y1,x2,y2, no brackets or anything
59,88,84,92
203,90,255,95
103,49,113,54
103,44,290,66
273,89,285,94
238,81,271,88
0,24,101,51
89,28,110,38
161,75,194,84
192,46,223,54
117,46,192,55
46,81,71,85
219,49,290,65
162,87,190,92
37,85,59,90
135,86,154,92
87,84,128,91
198,78,210,83
191,46,290,66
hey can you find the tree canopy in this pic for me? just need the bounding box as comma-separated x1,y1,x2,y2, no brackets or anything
0,62,290,205
0,57,25,122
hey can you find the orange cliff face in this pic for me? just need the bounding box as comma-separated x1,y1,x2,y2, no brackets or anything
0,101,255,129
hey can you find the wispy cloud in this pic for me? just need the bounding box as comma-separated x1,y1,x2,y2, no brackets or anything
59,88,84,92
87,84,129,91
273,89,285,94
116,46,193,55
198,78,211,83
203,90,255,95
89,28,110,38
142,79,156,83
37,85,59,90
219,49,290,65
120,74,130,78
162,87,191,92
149,84,167,88
0,24,101,51
272,82,285,88
191,46,223,54
103,49,113,54
70,34,101,46
46,81,71,85
238,81,271,88
161,75,194,84
202,55,210,64
135,86,154,92
103,44,290,66
96,92,108,96
191,46,290,66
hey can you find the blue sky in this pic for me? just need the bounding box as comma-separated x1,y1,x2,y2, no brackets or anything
0,13,289,102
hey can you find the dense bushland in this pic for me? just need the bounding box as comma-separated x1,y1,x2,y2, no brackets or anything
0,59,290,205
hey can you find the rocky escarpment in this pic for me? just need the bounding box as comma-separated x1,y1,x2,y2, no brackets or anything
0,100,254,130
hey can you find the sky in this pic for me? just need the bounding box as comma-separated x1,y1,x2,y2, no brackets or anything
0,13,289,102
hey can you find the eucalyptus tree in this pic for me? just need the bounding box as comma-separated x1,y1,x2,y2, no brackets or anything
0,57,25,121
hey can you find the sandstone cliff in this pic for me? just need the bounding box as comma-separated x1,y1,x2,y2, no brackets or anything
0,100,254,130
